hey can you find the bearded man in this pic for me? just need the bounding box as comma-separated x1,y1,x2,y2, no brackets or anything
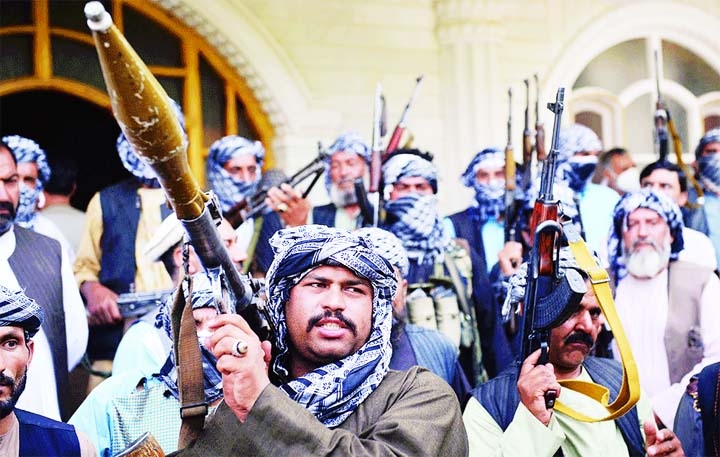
607,188,720,430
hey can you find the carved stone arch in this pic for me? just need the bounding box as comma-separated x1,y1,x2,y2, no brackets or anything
149,0,311,156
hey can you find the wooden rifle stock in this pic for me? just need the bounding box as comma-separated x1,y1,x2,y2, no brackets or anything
504,88,518,242
385,75,423,156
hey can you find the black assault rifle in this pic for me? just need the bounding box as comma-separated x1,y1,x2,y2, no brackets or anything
521,87,587,409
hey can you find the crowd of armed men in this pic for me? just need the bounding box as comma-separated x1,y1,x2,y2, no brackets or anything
1,103,720,456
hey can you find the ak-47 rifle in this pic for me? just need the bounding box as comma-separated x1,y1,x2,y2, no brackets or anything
534,74,547,161
357,83,386,227
385,75,424,156
521,88,587,409
85,2,271,453
224,147,329,228
117,289,174,319
653,51,705,207
504,87,518,242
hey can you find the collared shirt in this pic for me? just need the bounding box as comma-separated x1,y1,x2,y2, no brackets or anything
464,368,654,456
74,187,172,292
0,227,88,421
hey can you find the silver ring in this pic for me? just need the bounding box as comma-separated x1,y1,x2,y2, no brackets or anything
231,339,249,357
277,202,289,213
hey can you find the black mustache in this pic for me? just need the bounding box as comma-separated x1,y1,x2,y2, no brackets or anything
0,373,15,389
563,331,594,349
307,310,357,336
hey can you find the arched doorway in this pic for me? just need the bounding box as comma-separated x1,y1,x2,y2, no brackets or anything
0,90,125,209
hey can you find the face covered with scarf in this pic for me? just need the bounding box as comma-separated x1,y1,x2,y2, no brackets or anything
696,128,720,195
607,188,684,281
381,152,449,266
554,124,603,193
461,147,506,223
265,225,397,427
1,135,50,230
206,135,265,213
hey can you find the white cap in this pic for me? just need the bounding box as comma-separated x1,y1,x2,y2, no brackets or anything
144,213,186,262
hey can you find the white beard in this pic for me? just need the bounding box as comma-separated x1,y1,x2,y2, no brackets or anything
329,175,369,208
624,236,671,279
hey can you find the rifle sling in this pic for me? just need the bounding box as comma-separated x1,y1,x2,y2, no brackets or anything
172,275,207,449
552,237,641,422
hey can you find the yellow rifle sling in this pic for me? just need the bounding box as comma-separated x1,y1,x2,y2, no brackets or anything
549,236,641,422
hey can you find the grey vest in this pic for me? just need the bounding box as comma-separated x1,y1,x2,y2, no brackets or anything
8,226,70,420
666,261,712,383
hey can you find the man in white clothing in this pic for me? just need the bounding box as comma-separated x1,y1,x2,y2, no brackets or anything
639,160,717,271
0,140,88,421
607,188,720,430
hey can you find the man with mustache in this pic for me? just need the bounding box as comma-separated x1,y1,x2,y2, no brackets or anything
608,188,720,431
177,225,467,456
464,247,684,456
0,141,88,422
0,284,95,456
254,131,371,273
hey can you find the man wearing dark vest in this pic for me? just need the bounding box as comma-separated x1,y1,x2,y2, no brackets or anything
0,141,88,422
74,130,173,391
464,246,683,457
254,131,371,273
607,188,720,431
0,284,95,456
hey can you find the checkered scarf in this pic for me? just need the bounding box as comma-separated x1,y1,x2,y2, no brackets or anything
265,225,396,427
383,193,450,266
323,131,371,193
206,136,265,213
461,147,506,223
116,98,187,188
2,135,50,228
697,152,720,195
382,153,438,198
155,274,223,404
607,188,685,281
0,284,44,338
554,124,602,193
695,128,720,158
356,227,409,276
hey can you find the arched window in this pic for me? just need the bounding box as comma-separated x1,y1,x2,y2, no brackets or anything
0,0,273,205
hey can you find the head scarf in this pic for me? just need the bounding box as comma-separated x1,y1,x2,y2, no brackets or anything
607,188,684,281
382,152,438,198
555,124,602,193
206,135,265,213
0,284,44,338
461,147,506,223
356,227,409,277
696,129,720,194
155,273,223,404
695,128,720,159
1,135,50,228
116,98,187,188
265,225,396,427
323,131,371,193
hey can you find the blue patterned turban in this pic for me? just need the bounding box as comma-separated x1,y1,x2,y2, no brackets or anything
382,152,438,197
695,128,720,158
607,188,684,281
206,135,265,213
356,227,409,277
2,135,50,228
155,273,223,405
556,124,603,163
461,147,506,223
323,131,371,193
116,98,187,187
265,225,397,427
0,284,44,338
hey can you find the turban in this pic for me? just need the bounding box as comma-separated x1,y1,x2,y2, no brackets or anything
556,124,603,163
607,188,684,281
0,285,44,338
323,131,371,193
116,98,187,186
382,152,438,197
461,147,505,188
265,225,397,427
206,135,265,213
695,128,720,159
1,135,51,189
356,227,409,277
